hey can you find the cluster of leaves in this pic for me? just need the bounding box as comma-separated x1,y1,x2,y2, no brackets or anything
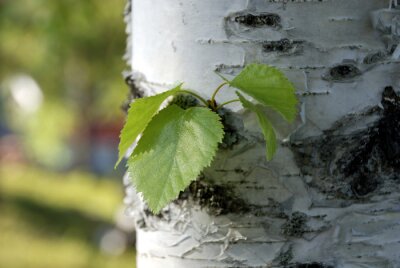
116,64,298,213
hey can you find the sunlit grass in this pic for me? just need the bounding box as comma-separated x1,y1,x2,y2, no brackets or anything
0,207,135,268
0,164,122,221
0,164,135,268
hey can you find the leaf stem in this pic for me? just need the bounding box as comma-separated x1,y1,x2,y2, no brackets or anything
211,82,229,104
215,99,240,110
179,90,209,106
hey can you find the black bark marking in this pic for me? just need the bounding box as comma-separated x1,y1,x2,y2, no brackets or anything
178,179,250,215
282,212,308,237
292,87,400,199
326,64,361,81
262,39,302,53
121,72,144,113
234,13,281,28
339,127,380,197
168,94,199,110
363,51,387,64
214,64,243,75
277,246,293,266
351,174,378,197
288,263,334,268
379,86,400,165
217,107,245,149
344,87,400,196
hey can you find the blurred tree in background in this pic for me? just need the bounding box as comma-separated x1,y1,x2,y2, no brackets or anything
0,0,127,170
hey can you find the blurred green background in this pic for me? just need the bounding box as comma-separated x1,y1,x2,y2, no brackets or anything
0,0,135,267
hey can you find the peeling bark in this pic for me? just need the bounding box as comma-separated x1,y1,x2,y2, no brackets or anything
124,1,400,267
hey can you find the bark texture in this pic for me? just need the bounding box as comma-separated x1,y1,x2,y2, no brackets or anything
124,1,400,267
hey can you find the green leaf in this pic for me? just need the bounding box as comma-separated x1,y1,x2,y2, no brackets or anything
127,105,224,213
116,85,182,167
229,63,298,122
237,92,277,161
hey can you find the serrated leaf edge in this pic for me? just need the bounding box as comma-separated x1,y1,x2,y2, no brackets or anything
128,106,224,213
115,85,182,167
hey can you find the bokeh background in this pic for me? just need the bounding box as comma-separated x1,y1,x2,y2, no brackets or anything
0,1,136,267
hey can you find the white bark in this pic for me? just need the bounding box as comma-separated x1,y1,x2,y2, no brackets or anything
125,1,400,267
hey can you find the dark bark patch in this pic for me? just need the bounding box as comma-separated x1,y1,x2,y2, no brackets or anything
292,87,400,199
379,86,400,164
262,39,302,53
178,179,250,215
234,13,281,28
342,87,400,196
324,64,361,82
142,166,250,218
121,71,144,113
277,246,293,265
351,174,378,197
363,51,387,64
217,107,245,149
168,93,199,110
287,263,334,268
214,64,243,75
337,127,380,197
281,212,308,237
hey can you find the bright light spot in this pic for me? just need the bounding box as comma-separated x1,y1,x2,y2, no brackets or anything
8,74,43,113
99,229,127,256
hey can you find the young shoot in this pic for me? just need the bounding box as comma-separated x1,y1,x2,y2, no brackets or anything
116,63,298,213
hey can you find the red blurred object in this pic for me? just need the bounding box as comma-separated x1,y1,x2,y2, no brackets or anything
0,134,26,163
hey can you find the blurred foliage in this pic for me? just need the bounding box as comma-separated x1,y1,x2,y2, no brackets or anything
1,164,123,221
0,1,135,266
0,0,127,118
10,101,77,167
0,0,127,168
0,164,135,268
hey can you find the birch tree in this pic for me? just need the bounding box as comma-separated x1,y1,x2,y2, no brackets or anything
123,0,400,267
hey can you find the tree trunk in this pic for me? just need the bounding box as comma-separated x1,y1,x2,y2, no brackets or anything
124,0,400,267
